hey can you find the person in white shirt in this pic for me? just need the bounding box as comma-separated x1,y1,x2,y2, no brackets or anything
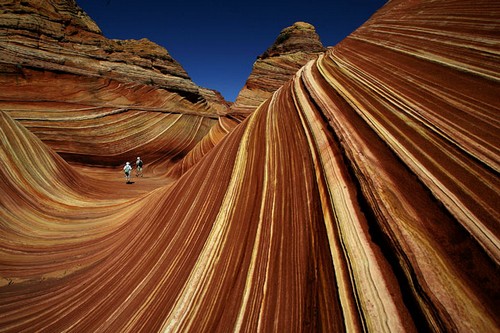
123,162,132,183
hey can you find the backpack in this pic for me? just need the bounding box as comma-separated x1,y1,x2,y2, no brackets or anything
137,160,143,167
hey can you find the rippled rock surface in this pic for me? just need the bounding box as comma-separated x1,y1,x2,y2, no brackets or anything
0,0,229,169
0,0,499,332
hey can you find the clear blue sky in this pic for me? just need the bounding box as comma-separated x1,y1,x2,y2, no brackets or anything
78,0,387,102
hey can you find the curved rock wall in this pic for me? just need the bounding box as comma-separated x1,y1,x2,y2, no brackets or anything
0,0,229,168
0,0,498,332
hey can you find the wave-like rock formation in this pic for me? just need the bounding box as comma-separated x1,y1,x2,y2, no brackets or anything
0,0,226,102
230,21,326,118
0,0,229,168
192,22,326,170
166,116,240,178
1,0,499,332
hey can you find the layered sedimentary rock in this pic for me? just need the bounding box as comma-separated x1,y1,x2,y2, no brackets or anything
230,21,326,118
1,0,499,332
166,115,240,178
0,0,229,168
0,0,200,96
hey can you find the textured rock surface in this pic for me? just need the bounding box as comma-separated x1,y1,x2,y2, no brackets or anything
230,21,326,118
1,0,499,332
0,0,198,94
0,0,225,98
0,0,229,168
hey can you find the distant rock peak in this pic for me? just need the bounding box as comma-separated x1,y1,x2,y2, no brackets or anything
259,21,325,59
1,0,103,36
230,21,326,117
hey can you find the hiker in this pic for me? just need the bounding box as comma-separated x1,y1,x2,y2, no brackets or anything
123,162,132,183
136,157,143,177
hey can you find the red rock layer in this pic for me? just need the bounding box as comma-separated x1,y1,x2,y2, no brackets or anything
166,116,240,178
0,0,229,169
0,0,499,332
0,68,220,170
230,22,326,118
0,0,223,102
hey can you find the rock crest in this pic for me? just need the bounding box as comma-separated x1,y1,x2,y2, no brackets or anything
259,21,325,59
0,0,228,108
230,22,326,118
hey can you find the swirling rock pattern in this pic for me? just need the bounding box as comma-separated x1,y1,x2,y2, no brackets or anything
0,0,229,168
1,0,499,332
0,68,222,169
0,0,222,97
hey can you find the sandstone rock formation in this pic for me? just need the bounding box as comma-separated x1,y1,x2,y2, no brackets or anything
0,0,499,332
168,22,326,177
0,0,199,96
230,21,326,118
0,0,229,169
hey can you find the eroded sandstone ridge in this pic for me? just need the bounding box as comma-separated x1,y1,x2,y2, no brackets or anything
0,0,229,169
230,21,326,118
0,0,499,332
207,21,328,173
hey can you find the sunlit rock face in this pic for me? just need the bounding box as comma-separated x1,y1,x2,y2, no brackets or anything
166,115,240,178
230,21,326,118
1,0,499,332
0,0,229,168
0,0,200,95
169,22,325,177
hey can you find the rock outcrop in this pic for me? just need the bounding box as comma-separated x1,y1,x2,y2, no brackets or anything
0,0,229,100
0,0,200,95
229,21,326,118
0,0,229,168
167,22,326,177
0,0,499,332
